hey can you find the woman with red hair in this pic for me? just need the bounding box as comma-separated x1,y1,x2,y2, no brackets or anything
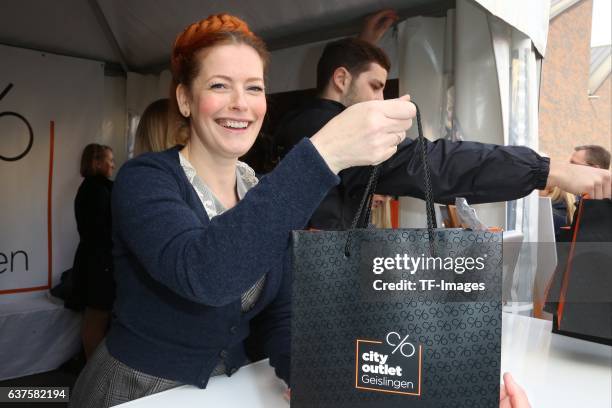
69,13,416,407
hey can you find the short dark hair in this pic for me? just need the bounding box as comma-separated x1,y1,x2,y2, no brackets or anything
574,145,611,169
80,143,112,177
316,38,391,92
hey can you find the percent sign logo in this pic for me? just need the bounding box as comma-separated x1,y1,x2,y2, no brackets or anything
0,83,34,161
386,331,416,358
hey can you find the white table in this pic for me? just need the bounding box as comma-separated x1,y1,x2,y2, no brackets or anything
119,313,612,408
0,293,81,380
501,314,611,408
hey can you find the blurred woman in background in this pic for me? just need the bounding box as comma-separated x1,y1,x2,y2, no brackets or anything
370,194,392,228
133,98,174,156
72,143,115,359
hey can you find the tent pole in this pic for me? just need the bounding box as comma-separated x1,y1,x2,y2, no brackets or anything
87,0,130,73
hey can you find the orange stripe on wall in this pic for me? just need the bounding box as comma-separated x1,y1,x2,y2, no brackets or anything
0,286,50,295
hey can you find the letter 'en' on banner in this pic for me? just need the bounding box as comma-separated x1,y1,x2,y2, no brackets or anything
0,120,54,295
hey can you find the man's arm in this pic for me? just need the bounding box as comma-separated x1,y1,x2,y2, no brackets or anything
342,137,611,202
374,138,549,203
275,101,610,204
278,109,547,204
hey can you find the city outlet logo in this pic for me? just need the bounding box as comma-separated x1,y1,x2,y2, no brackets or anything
355,331,422,396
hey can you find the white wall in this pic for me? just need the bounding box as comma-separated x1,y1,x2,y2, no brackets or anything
126,70,172,116
102,76,127,168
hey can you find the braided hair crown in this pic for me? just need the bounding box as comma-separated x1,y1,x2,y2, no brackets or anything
171,14,264,83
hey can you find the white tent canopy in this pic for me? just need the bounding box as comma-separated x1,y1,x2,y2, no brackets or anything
0,0,549,73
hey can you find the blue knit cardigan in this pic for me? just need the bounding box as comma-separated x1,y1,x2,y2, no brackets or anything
105,139,339,388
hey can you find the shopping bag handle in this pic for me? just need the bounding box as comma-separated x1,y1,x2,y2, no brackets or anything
345,102,437,256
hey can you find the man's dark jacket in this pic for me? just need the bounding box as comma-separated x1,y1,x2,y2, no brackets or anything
275,98,550,230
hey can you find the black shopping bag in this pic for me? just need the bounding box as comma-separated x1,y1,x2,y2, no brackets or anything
290,107,503,408
544,198,612,345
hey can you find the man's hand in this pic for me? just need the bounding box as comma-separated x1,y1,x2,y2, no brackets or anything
547,160,612,199
500,373,531,408
358,9,399,44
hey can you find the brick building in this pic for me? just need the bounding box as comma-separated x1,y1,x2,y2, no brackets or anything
539,0,611,167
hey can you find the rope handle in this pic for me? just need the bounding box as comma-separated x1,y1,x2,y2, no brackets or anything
344,101,437,256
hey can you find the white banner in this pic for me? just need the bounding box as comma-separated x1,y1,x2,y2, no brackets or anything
0,45,104,297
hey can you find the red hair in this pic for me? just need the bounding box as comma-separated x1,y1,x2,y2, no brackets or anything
171,14,268,83
169,14,269,143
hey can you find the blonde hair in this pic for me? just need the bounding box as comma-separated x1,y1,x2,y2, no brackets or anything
546,186,576,225
134,99,173,155
370,197,392,229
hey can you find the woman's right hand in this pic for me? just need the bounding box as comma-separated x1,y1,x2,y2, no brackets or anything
310,95,416,174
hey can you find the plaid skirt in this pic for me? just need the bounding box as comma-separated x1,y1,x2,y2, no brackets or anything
69,340,181,407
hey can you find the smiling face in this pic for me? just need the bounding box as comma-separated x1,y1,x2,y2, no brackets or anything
177,43,266,160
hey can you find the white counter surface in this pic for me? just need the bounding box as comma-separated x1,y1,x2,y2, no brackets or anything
119,313,612,407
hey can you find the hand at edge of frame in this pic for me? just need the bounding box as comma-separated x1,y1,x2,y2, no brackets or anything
358,9,399,44
547,160,611,199
500,372,531,408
